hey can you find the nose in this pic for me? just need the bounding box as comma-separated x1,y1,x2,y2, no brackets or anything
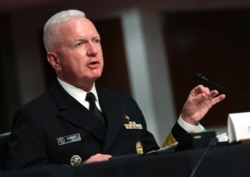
86,42,98,56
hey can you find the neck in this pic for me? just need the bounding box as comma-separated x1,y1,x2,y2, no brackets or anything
57,77,95,92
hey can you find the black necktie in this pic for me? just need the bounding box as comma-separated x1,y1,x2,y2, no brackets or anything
85,92,105,124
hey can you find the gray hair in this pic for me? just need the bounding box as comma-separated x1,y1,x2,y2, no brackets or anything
43,9,86,52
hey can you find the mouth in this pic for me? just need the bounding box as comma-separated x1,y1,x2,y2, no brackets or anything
88,60,99,69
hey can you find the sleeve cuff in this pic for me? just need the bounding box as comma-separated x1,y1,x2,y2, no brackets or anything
177,116,205,133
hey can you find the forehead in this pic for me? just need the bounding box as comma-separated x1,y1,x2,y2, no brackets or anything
58,17,99,37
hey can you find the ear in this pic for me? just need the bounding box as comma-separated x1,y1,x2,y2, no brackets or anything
47,52,61,71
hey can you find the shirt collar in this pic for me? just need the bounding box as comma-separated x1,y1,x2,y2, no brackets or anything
57,77,99,108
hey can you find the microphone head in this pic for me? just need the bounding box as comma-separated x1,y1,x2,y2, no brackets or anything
194,73,208,82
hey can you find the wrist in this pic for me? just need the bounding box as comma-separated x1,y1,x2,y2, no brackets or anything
178,116,205,133
181,114,199,125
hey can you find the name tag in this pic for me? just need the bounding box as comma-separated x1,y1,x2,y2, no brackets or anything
57,133,81,145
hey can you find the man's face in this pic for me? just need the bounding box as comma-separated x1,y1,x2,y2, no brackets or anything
48,17,104,90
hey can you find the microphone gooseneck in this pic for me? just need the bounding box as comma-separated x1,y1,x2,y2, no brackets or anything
194,73,208,82
194,72,250,97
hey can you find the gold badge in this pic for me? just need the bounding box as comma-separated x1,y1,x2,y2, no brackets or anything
136,141,144,155
124,121,143,129
70,155,82,166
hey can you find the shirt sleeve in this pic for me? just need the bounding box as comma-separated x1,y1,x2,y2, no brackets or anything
177,116,205,133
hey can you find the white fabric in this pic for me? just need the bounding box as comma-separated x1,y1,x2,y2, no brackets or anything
178,116,205,133
57,78,102,111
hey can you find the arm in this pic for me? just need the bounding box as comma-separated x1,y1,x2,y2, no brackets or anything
6,108,48,169
162,85,226,149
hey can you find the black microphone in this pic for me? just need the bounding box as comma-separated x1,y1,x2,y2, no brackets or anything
194,72,250,97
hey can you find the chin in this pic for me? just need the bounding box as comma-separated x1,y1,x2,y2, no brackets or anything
92,74,102,81
95,70,103,78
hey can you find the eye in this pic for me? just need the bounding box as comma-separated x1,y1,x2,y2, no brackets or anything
93,38,101,44
74,41,84,48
